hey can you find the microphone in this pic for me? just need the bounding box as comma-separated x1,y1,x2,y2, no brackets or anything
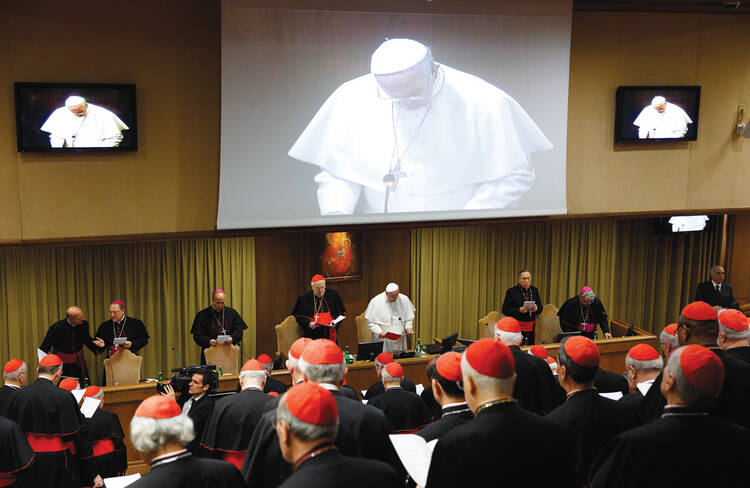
171,346,182,368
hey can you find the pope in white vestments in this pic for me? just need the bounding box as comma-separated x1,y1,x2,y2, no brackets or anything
288,38,553,215
365,283,416,353
633,96,692,139
40,96,129,148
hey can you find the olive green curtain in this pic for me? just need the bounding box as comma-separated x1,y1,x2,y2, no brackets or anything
0,237,256,385
411,218,722,342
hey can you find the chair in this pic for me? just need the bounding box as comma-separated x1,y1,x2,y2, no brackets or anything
275,315,302,361
535,304,562,344
478,311,501,338
103,349,142,386
355,313,373,343
204,344,240,375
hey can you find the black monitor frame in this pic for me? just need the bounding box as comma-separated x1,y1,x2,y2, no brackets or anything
614,85,700,143
356,340,384,361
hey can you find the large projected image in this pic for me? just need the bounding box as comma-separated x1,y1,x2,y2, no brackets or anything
219,2,571,229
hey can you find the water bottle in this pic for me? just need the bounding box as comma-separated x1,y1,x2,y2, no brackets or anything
158,370,163,381
344,346,353,364
416,338,422,357
218,365,223,376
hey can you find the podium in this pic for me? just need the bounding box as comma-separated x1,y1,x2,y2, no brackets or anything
103,349,142,386
204,343,240,375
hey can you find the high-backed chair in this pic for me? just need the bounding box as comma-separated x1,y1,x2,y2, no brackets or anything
535,304,562,344
275,315,302,360
478,311,501,338
103,349,142,386
355,313,372,344
204,344,240,375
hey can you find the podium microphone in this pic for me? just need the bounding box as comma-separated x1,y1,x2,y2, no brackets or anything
382,166,405,213
171,346,182,368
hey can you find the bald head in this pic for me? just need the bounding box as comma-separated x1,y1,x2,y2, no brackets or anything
66,306,84,325
212,291,226,312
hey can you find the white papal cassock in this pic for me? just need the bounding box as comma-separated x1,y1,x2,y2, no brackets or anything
364,292,416,353
40,103,129,148
633,102,692,139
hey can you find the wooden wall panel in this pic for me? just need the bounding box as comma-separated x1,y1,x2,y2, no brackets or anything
727,214,750,303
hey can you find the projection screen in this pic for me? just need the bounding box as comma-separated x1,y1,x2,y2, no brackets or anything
219,1,572,229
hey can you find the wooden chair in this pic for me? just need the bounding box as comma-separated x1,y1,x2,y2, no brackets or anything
535,304,562,344
275,315,302,360
355,313,373,344
478,311,501,338
204,344,240,375
103,349,142,386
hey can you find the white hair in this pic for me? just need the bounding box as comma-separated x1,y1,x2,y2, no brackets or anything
625,355,663,373
87,389,104,401
3,362,27,381
660,329,679,349
495,329,523,346
239,370,267,388
130,415,194,453
460,355,515,395
548,360,558,373
664,347,720,410
37,364,63,376
718,323,750,342
298,358,346,384
276,394,338,441
381,369,401,383
581,290,596,301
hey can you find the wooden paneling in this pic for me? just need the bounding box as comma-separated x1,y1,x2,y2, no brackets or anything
727,214,750,303
254,228,412,356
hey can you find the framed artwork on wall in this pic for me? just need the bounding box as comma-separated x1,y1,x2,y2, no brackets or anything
317,232,361,282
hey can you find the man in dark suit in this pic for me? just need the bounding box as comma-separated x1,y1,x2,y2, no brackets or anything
694,265,739,310
163,372,214,456
0,359,26,416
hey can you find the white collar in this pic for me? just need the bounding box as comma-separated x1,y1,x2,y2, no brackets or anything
442,401,468,410
318,383,340,391
242,386,263,391
712,281,722,288
190,393,206,402
4,383,20,389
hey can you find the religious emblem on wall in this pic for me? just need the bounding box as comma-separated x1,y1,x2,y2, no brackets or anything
317,232,361,282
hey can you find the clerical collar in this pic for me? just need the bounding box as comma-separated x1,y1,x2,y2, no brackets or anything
565,386,597,401
661,405,708,418
442,402,470,416
385,385,402,391
150,449,190,468
4,383,20,389
66,319,78,327
318,383,339,391
242,386,263,391
292,442,337,471
475,397,516,416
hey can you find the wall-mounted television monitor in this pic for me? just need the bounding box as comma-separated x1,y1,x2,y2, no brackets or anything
615,85,700,142
654,215,713,234
14,82,137,152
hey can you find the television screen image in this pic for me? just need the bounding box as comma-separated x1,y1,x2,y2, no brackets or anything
615,86,700,142
654,215,713,234
15,82,137,152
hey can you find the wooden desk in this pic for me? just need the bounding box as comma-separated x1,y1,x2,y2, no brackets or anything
105,327,656,474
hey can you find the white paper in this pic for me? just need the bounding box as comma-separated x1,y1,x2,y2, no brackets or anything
113,337,127,346
523,301,537,312
216,335,231,343
37,348,47,362
80,397,101,418
71,389,86,404
637,381,654,397
362,399,368,404
416,384,425,396
389,434,438,487
361,390,368,397
331,315,346,325
103,473,141,488
599,391,623,401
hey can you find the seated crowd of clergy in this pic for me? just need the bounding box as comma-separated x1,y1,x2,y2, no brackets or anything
0,266,748,487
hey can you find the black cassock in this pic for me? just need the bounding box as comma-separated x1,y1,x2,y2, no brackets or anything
724,345,750,365
5,378,97,488
546,389,635,486
242,390,396,488
590,407,750,487
594,368,629,396
85,408,127,478
417,403,473,442
278,445,401,488
94,316,150,356
640,346,750,429
291,290,346,341
557,296,611,338
264,377,288,395
128,450,243,488
364,377,416,400
426,401,576,488
39,319,99,383
502,285,543,344
509,346,565,414
368,387,431,432
200,389,276,469
694,281,739,310
0,384,20,417
617,390,645,419
0,417,35,488
420,385,442,420
191,306,247,364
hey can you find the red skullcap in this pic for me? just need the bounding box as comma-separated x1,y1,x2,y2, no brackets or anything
289,338,313,360
628,344,660,361
83,386,101,398
718,309,749,332
465,339,515,379
268,391,279,397
59,378,79,391
242,359,266,372
679,345,724,396
376,352,394,365
529,346,548,359
135,395,183,419
435,352,462,381
385,362,404,378
563,336,600,368
285,382,338,426
4,359,23,374
40,354,63,367
664,323,678,336
580,286,593,294
257,354,273,364
547,357,557,365
496,317,521,334
301,339,343,365
110,300,125,308
311,274,325,283
681,301,718,321
213,289,225,295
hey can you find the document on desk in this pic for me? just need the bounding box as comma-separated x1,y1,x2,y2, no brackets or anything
103,473,141,488
389,434,438,487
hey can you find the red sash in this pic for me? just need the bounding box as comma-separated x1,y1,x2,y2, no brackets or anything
223,451,247,471
26,434,76,454
0,477,15,487
55,350,88,380
518,320,535,332
92,438,116,457
315,311,336,342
